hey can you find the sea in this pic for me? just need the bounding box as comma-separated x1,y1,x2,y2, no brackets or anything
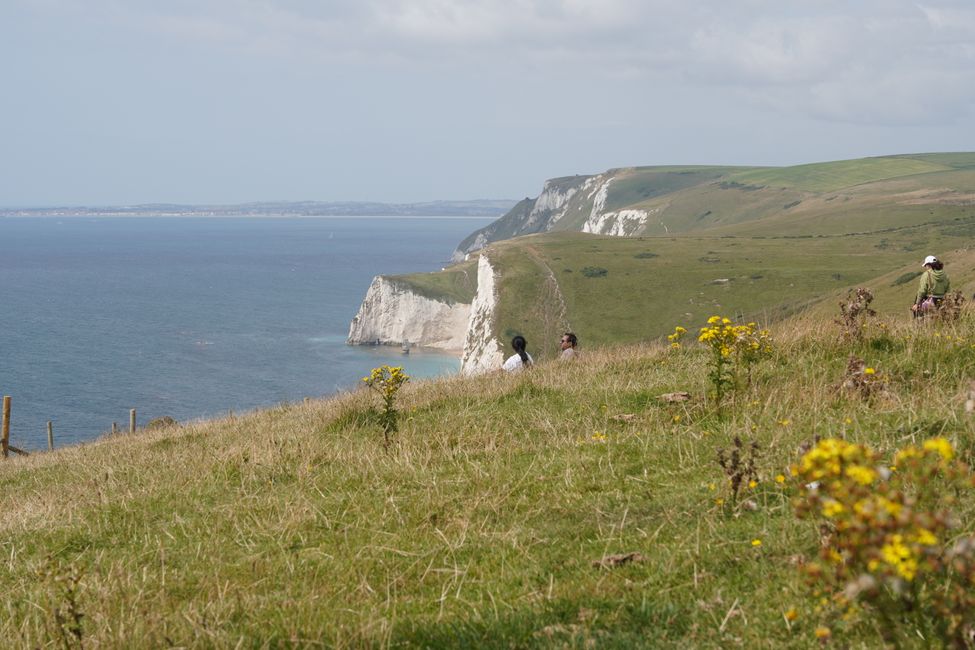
0,216,493,450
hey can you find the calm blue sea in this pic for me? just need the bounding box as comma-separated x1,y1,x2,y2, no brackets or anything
0,216,492,450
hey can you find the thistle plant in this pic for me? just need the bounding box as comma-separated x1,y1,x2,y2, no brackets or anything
934,290,966,323
362,365,409,449
716,435,761,506
835,288,876,342
837,355,885,401
794,437,975,646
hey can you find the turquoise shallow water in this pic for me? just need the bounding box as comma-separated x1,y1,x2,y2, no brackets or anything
0,216,491,450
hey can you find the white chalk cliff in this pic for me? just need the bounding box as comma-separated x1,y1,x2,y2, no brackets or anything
348,255,504,374
460,254,504,374
347,277,471,352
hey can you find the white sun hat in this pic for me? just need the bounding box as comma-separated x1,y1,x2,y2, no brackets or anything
922,255,938,267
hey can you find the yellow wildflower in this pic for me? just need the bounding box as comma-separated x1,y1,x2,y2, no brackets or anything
922,437,954,461
914,528,938,546
845,464,877,486
881,535,918,580
822,500,845,518
751,539,762,547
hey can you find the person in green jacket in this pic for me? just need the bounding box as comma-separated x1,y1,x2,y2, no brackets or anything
912,255,950,316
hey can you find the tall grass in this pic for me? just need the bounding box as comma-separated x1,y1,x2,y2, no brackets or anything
2,313,975,647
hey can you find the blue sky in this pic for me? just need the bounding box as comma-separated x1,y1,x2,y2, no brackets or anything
2,0,974,206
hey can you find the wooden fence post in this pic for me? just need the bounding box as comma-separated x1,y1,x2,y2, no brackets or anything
130,409,136,434
2,396,10,459
47,421,54,451
112,422,118,435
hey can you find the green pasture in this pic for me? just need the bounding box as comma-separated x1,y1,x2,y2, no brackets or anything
725,156,954,193
405,213,974,363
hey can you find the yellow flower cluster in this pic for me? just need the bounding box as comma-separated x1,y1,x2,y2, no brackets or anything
795,434,975,646
363,365,409,399
362,365,410,441
667,325,687,349
879,535,918,581
797,438,876,483
893,437,954,466
698,316,773,359
796,436,966,590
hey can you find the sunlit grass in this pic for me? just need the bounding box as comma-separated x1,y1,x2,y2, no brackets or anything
2,314,975,646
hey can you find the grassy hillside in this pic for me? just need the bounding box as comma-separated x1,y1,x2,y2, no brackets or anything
429,223,971,362
400,154,975,363
4,314,975,647
386,257,479,304
456,153,975,246
725,156,955,192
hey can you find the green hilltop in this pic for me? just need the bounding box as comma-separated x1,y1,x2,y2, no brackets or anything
415,153,975,361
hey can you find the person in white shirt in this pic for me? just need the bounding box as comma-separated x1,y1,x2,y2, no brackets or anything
559,332,578,360
502,335,533,372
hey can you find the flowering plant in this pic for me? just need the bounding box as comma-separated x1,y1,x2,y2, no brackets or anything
667,326,687,349
794,437,975,645
362,365,410,448
697,316,773,408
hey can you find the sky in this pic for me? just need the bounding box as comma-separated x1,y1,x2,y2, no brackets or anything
1,0,974,206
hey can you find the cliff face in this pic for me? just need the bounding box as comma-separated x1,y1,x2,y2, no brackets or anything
460,254,504,374
348,255,504,374
346,277,471,351
452,175,595,261
451,166,741,256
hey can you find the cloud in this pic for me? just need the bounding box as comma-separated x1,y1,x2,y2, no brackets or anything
11,0,975,125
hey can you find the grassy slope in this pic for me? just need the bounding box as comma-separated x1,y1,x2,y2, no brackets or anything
403,153,975,357
725,156,954,192
397,154,975,362
4,316,975,647
386,257,479,304
483,223,974,362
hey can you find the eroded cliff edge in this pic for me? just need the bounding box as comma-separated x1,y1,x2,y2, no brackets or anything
347,276,471,352
347,255,504,373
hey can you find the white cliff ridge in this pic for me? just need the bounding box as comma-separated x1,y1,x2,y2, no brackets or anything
583,208,653,236
347,276,471,351
347,255,504,374
460,254,504,374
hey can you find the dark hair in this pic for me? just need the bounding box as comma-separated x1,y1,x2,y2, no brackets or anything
563,332,577,347
929,260,944,271
511,335,530,366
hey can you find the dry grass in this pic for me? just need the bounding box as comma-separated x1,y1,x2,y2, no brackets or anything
3,315,975,647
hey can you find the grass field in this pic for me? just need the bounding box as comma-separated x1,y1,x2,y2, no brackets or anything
5,312,975,647
725,157,954,193
421,224,973,364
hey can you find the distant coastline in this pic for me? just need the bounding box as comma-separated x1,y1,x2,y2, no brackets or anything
0,199,517,219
